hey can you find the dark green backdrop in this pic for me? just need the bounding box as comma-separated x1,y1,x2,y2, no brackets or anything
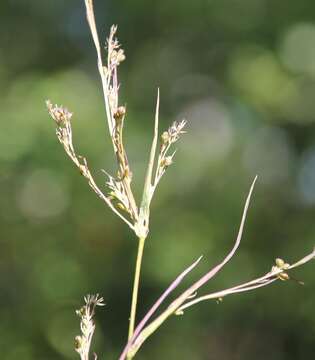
1,0,315,359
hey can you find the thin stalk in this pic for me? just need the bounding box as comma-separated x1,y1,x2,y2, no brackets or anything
128,236,146,347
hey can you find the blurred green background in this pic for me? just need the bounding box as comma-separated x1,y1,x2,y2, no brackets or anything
1,0,315,359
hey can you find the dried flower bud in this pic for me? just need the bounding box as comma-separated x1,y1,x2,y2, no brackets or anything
167,120,187,143
161,131,170,144
278,272,290,281
275,258,285,268
110,49,125,66
79,164,88,176
46,100,73,126
161,156,173,167
114,106,126,120
117,49,126,63
275,258,290,269
76,306,86,318
74,335,83,351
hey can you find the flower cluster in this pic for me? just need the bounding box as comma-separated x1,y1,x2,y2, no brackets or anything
46,100,73,126
153,120,187,189
46,100,85,173
272,258,290,281
161,120,187,145
75,294,105,360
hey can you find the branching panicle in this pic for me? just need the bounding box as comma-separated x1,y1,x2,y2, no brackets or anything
166,120,187,144
46,13,185,236
153,120,187,189
75,294,105,360
46,100,135,230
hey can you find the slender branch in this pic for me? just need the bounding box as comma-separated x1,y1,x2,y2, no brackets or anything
88,171,134,230
176,248,315,313
153,142,171,187
85,1,138,223
84,0,114,136
125,176,257,358
128,236,146,347
119,256,202,360
152,119,186,193
46,101,135,230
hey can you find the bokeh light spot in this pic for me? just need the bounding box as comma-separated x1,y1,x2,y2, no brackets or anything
17,169,69,221
279,22,315,76
298,147,315,205
173,99,234,189
228,46,296,112
33,251,87,302
4,344,34,360
45,310,76,358
180,98,234,161
243,126,293,185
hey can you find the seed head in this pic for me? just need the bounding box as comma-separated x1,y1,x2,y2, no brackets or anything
114,106,126,120
161,156,173,167
74,335,84,351
116,49,126,63
46,100,73,126
275,258,290,269
167,120,187,144
161,131,170,144
275,258,285,268
278,272,290,281
111,49,126,66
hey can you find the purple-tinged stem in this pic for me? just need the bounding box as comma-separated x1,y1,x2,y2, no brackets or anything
120,256,202,360
120,177,257,359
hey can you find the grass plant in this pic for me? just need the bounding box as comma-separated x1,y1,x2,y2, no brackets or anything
46,1,315,358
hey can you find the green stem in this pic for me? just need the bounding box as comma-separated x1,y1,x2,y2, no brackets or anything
127,236,146,356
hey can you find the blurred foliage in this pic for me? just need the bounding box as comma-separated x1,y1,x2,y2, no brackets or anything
1,0,315,359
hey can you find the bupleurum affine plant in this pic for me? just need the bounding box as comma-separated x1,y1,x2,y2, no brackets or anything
46,1,315,359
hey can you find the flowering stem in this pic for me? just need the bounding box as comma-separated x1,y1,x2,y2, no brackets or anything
128,236,146,352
